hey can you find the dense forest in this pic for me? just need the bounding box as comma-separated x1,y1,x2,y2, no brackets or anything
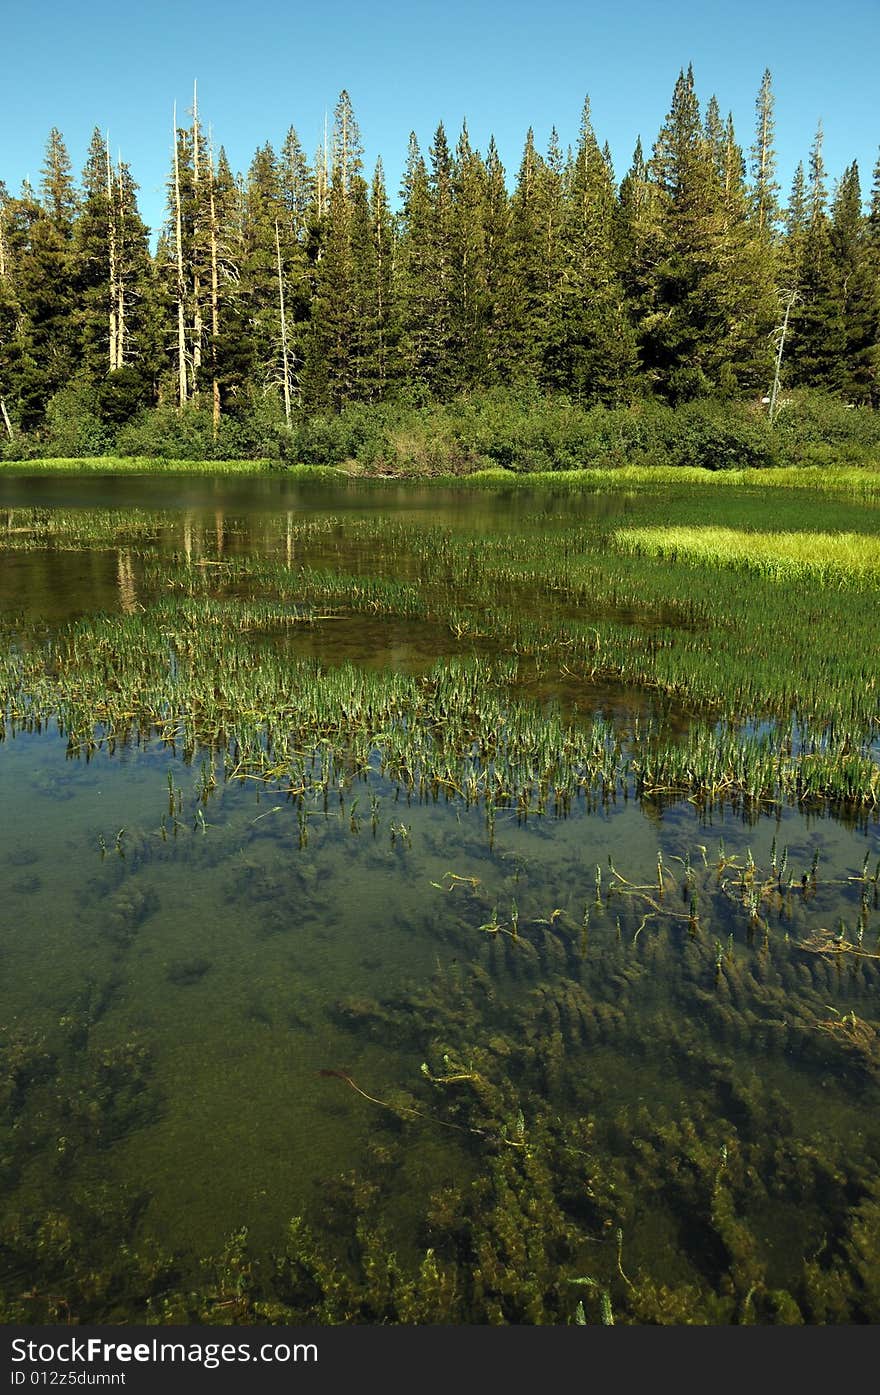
0,66,878,460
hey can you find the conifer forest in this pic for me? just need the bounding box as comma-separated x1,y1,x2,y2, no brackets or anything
0,66,878,460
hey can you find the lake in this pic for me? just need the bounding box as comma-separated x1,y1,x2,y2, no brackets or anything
1,471,878,1324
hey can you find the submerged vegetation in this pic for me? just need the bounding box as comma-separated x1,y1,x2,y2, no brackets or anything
1,474,879,1324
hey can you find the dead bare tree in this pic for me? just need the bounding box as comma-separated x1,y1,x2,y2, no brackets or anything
769,288,799,424
207,130,221,438
172,103,188,407
106,143,120,371
191,81,203,391
274,219,292,427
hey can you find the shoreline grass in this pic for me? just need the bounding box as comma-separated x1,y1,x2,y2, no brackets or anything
2,457,880,496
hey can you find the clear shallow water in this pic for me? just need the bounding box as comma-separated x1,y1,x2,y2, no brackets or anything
1,475,879,1324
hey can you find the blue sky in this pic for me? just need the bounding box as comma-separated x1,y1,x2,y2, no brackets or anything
3,0,878,237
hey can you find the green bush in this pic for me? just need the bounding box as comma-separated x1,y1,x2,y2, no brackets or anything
42,382,116,457
771,390,880,461
663,400,781,470
2,385,876,474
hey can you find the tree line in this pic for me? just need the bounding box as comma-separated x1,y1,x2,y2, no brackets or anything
0,66,878,448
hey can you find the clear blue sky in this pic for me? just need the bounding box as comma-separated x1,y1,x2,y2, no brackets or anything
3,0,878,238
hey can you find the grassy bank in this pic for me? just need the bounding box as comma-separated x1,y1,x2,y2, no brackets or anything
4,457,880,499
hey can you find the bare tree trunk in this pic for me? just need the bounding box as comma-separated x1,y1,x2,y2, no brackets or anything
192,81,203,392
116,161,126,367
758,105,771,236
769,289,798,424
106,144,119,371
173,103,188,408
209,167,221,439
275,219,292,427
316,113,329,219
0,398,14,440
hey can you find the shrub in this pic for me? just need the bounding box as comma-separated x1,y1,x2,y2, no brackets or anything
42,382,115,457
663,400,781,470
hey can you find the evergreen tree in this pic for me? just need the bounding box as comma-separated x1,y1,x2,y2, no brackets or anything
303,91,382,406
3,174,77,424
394,128,456,397
644,66,776,400
868,149,880,403
0,180,23,435
506,128,566,386
40,127,78,235
0,75,874,431
159,107,211,406
830,162,878,400
749,69,780,240
545,97,637,401
786,126,847,391
277,126,314,356
506,128,548,383
71,131,155,416
239,142,287,398
369,158,394,396
481,136,512,384
617,137,662,393
450,122,489,389
780,161,809,288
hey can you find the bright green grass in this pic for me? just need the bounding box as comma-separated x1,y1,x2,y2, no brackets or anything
0,457,345,476
0,456,279,474
462,464,880,496
613,525,880,582
3,458,880,495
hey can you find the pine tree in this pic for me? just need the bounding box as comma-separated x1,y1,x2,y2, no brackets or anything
0,180,22,436
482,136,512,384
506,128,547,383
617,137,662,393
394,129,456,397
210,147,253,415
40,128,78,235
0,76,874,430
369,158,394,396
644,66,776,400
786,126,847,391
303,91,382,406
4,156,77,423
506,128,566,386
780,161,809,288
545,97,637,401
450,122,489,389
277,125,314,354
71,130,155,418
240,142,287,398
830,162,878,401
749,69,780,240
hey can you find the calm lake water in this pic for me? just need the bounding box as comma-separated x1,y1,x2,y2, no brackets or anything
1,473,878,1324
